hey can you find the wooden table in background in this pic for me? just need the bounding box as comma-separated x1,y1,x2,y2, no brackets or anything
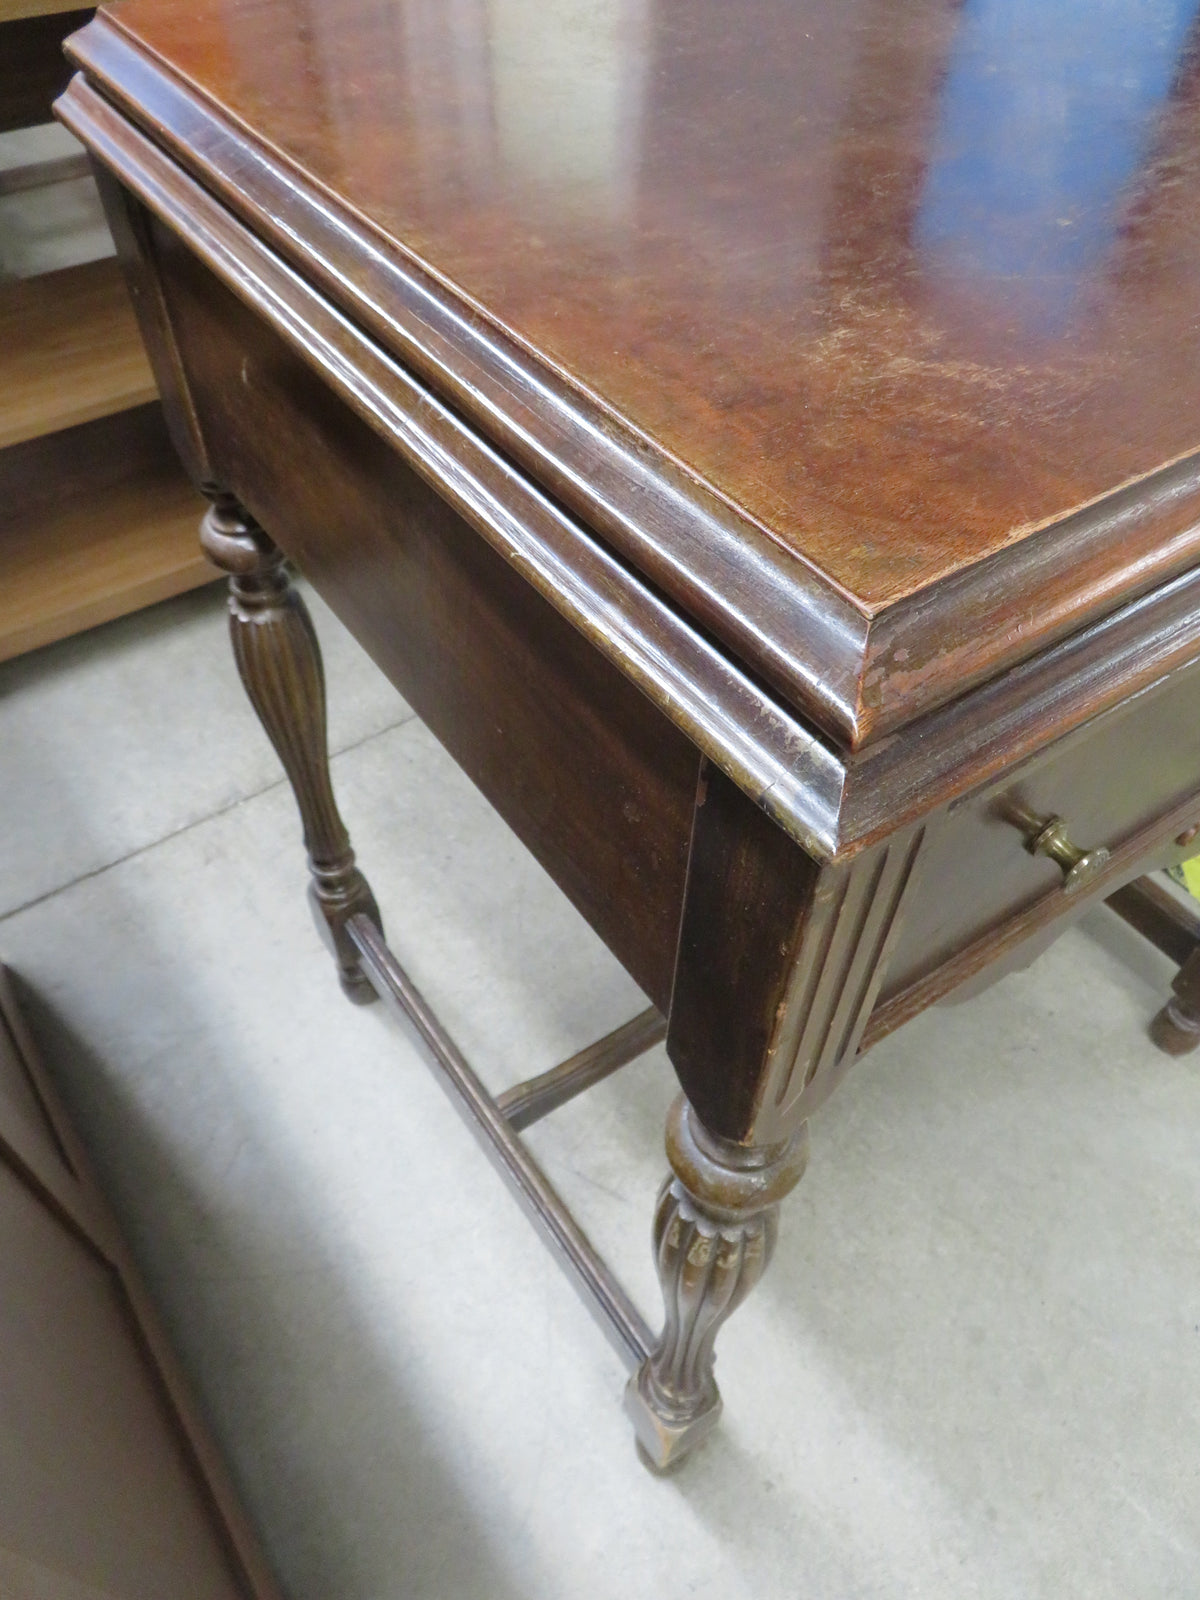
57,0,1200,1466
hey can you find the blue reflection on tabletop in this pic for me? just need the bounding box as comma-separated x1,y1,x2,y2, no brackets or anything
916,0,1199,329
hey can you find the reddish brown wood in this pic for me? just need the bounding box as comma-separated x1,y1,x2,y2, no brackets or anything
864,789,1200,1051
880,651,1200,999
1149,948,1200,1055
52,0,1200,1465
199,492,384,1002
1108,873,1200,958
626,1096,809,1470
669,763,923,1145
169,256,699,1009
92,165,215,487
63,3,1200,746
1107,877,1200,1054
55,71,1200,869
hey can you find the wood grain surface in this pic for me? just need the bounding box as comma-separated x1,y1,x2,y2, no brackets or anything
58,77,1200,866
61,3,1200,745
0,404,214,661
0,257,157,450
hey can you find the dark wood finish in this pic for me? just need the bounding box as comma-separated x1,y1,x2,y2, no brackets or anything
199,492,383,1001
497,1007,666,1134
863,787,1200,1052
670,763,923,1145
1149,948,1200,1055
0,966,282,1598
92,164,214,487
0,7,89,132
667,763,824,1143
1108,874,1200,968
62,77,1200,867
881,653,1200,1000
63,4,1200,746
152,214,700,1010
347,913,655,1371
54,0,1200,1465
1108,875,1200,1055
626,1095,809,1470
0,405,213,662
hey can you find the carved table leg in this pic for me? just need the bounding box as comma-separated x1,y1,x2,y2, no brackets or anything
200,489,382,1002
626,1094,808,1469
627,762,924,1468
1150,946,1200,1055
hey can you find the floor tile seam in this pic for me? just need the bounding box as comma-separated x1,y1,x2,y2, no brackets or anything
0,709,418,928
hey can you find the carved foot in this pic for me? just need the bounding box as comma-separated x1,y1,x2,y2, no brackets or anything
1150,1002,1200,1055
626,1094,808,1469
1149,947,1200,1056
200,490,383,1002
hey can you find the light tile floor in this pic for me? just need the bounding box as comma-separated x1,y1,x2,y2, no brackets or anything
1,585,1198,1600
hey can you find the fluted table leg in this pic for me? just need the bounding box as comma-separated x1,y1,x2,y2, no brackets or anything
200,490,383,1002
625,1094,809,1469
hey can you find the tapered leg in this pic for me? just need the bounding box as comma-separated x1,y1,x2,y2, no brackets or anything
200,489,383,1001
625,1094,809,1469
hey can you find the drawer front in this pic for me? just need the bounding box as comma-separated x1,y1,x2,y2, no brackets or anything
880,654,1200,1002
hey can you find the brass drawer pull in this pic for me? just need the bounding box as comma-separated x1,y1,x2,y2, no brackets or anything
1027,815,1111,893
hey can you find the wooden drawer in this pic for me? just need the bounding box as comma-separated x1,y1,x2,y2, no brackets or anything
880,654,1200,1002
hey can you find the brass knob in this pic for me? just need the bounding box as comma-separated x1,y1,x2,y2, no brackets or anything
1027,815,1110,893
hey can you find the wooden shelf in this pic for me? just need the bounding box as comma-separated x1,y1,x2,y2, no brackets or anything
0,257,159,450
0,19,216,662
0,0,85,21
0,404,217,661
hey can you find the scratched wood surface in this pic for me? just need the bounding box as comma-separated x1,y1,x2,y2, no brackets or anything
62,0,1200,744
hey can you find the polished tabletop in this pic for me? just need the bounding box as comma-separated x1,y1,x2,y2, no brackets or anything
98,0,1200,613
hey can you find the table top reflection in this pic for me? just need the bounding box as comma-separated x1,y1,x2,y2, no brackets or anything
102,0,1200,612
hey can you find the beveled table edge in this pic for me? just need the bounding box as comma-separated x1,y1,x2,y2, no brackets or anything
57,72,849,860
65,12,871,747
66,13,1200,750
58,64,1200,866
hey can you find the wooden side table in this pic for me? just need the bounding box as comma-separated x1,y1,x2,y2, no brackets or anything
56,0,1200,1468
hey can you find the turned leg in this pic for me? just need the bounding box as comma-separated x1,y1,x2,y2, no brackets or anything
626,1095,808,1468
200,489,382,1001
1106,877,1200,1056
1150,946,1200,1055
629,762,924,1467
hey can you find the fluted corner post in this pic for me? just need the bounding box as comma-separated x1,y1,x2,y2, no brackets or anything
625,1095,809,1470
200,489,383,1003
